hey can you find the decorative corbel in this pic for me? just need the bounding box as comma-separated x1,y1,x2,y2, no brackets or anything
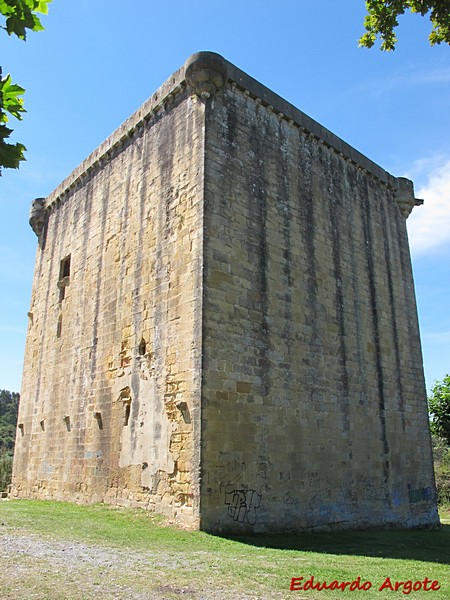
29,197,48,236
184,51,228,99
395,177,424,218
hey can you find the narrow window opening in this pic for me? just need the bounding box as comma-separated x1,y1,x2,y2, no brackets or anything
18,423,24,436
94,411,103,430
119,387,131,426
58,255,71,301
40,420,45,431
60,255,71,279
138,337,147,356
123,400,131,426
176,400,191,424
63,415,71,431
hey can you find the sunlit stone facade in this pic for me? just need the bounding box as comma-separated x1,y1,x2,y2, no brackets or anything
12,52,439,532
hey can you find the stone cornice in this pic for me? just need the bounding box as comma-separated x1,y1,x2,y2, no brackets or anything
223,60,403,193
38,51,422,225
44,64,188,212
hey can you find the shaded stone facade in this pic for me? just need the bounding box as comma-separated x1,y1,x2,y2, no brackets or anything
12,52,439,532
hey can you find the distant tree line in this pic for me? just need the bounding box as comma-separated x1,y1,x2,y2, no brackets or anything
0,389,19,492
428,375,450,506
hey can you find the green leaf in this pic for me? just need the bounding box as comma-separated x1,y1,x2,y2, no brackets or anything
0,0,51,171
360,0,450,50
0,0,51,39
5,14,27,38
428,374,450,445
0,123,14,138
0,72,26,121
35,0,52,15
0,124,26,170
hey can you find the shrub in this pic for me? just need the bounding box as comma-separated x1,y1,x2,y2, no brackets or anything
432,435,450,506
0,447,13,493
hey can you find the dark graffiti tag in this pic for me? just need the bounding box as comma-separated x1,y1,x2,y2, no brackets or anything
225,488,262,525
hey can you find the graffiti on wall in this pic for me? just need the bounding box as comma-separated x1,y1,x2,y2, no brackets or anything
225,488,262,525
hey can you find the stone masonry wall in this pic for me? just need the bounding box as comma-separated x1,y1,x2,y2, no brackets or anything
12,52,438,533
200,80,438,532
12,87,205,528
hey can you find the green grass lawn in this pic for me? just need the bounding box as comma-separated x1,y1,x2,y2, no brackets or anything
0,500,449,599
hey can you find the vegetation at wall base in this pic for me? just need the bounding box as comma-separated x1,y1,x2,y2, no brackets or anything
429,374,450,445
429,375,450,507
432,435,450,506
0,449,12,493
0,389,19,492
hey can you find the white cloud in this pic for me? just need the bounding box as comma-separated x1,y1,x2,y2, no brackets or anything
403,67,450,87
351,65,450,98
422,330,450,345
0,324,26,334
406,158,450,256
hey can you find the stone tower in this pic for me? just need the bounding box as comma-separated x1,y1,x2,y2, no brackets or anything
11,52,439,532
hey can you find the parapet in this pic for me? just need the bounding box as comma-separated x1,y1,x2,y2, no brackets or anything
31,52,424,222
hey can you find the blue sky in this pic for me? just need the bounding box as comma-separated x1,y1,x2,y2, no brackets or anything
0,0,449,394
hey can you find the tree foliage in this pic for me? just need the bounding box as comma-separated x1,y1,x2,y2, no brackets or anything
0,448,13,491
0,389,20,452
360,1,450,50
0,0,51,173
429,374,450,446
0,389,19,492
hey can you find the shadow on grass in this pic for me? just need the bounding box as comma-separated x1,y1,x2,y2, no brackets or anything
218,524,450,565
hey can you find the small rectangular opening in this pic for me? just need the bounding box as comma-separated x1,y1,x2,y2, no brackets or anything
63,415,71,432
58,255,71,301
60,255,71,279
138,337,147,356
94,411,103,430
123,401,131,426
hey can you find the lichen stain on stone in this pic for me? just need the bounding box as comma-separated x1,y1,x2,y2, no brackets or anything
12,54,437,532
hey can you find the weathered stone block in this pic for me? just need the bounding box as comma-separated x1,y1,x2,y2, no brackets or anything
12,52,438,533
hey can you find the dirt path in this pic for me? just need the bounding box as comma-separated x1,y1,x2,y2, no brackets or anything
0,525,290,600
